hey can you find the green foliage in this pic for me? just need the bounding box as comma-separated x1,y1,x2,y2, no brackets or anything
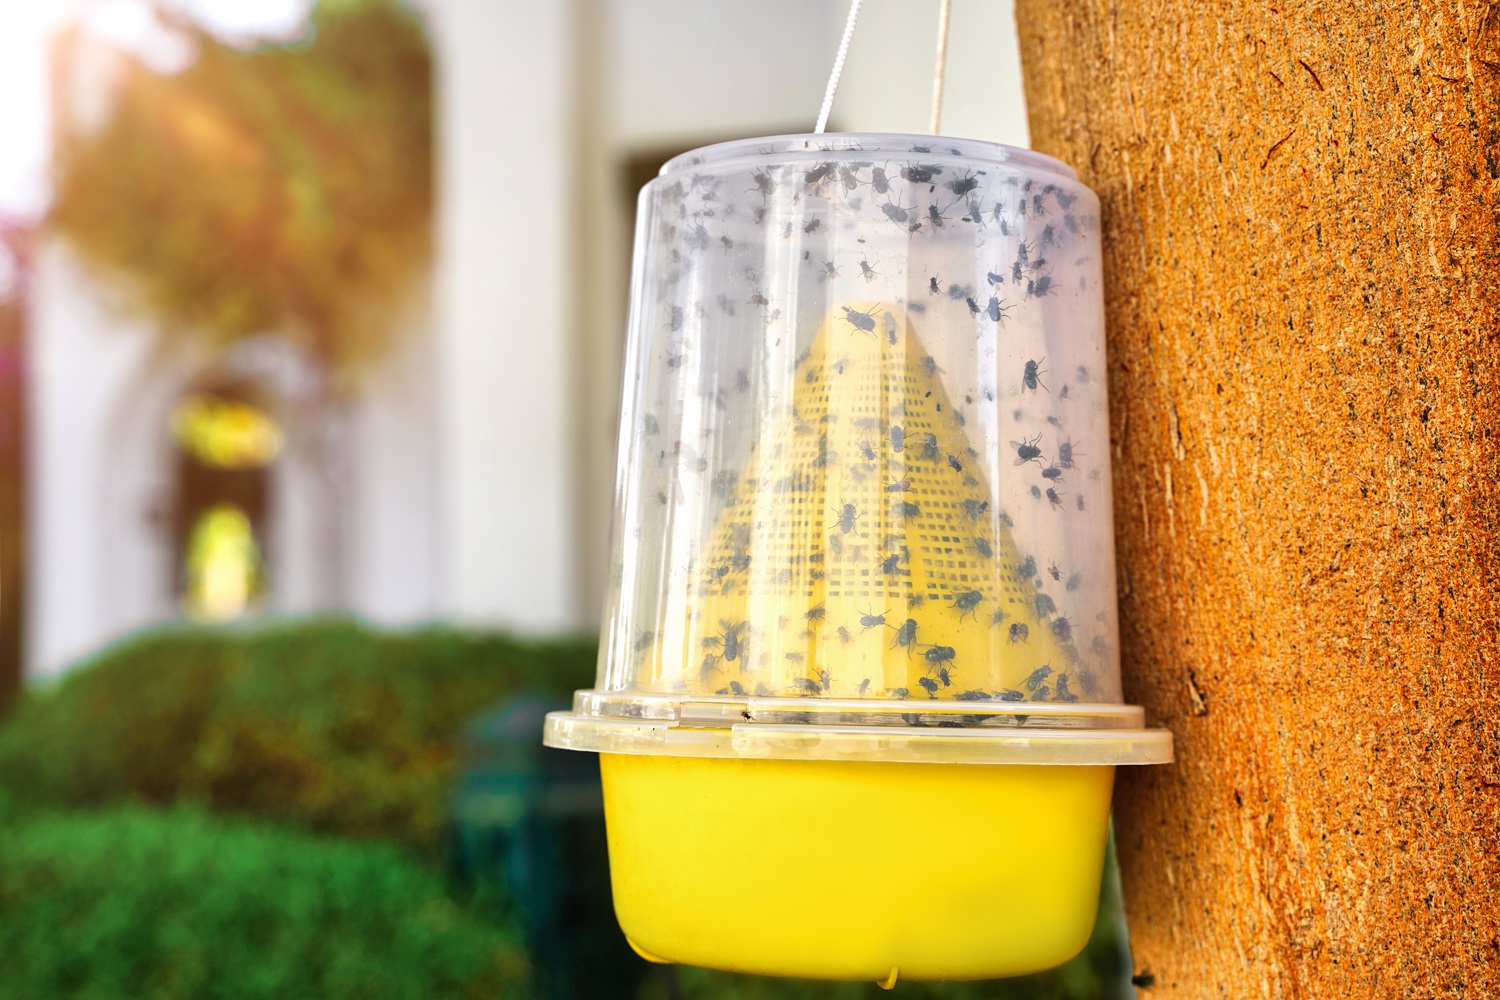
0,617,596,846
0,805,531,1000
48,0,432,386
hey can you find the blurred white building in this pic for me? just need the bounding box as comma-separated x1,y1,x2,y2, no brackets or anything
24,0,1028,676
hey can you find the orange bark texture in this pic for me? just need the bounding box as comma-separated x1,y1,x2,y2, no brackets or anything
1015,3,1499,996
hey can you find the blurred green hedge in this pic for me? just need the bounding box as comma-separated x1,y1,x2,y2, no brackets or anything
0,805,531,1000
0,617,595,847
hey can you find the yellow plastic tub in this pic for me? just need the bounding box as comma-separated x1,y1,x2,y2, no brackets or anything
601,753,1115,984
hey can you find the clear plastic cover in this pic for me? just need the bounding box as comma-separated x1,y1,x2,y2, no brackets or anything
553,133,1169,764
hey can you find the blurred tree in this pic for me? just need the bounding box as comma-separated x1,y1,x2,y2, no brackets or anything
48,0,432,391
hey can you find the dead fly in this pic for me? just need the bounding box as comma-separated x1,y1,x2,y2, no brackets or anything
890,618,919,655
930,276,942,295
859,608,890,632
1047,487,1065,510
803,218,822,235
832,502,862,534
948,454,965,473
804,162,834,188
1051,616,1074,642
886,476,912,493
999,689,1026,702
1041,465,1065,484
901,162,943,185
889,424,906,452
1024,664,1052,694
1008,622,1030,643
821,260,840,281
928,204,949,229
923,645,957,670
1027,275,1055,297
882,201,911,225
918,676,939,698
859,259,878,281
1052,674,1078,702
791,677,822,696
881,553,902,576
842,304,880,334
1022,358,1048,393
946,171,980,197
987,296,1010,322
805,603,827,624
1008,434,1044,467
704,620,748,663
949,590,983,620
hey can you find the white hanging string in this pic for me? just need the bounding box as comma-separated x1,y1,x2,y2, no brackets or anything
929,0,953,134
814,0,863,134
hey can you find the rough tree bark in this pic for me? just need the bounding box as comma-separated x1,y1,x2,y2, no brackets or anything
1015,3,1499,997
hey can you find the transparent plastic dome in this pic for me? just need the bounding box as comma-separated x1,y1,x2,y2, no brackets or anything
547,134,1170,767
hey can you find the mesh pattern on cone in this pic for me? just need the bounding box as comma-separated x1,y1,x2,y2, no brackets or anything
661,305,1088,704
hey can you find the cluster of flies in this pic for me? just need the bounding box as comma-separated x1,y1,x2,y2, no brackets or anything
632,143,1102,706
674,603,1081,705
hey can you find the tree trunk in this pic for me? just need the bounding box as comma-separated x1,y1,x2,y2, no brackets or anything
1015,3,1500,996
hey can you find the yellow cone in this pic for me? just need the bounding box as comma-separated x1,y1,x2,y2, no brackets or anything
665,304,1081,702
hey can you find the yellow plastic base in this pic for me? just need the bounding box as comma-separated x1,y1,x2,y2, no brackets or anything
600,753,1115,983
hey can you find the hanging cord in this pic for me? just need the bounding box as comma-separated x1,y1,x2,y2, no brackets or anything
929,0,953,134
814,0,864,134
